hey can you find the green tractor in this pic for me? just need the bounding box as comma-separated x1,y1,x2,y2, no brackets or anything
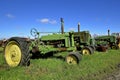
4,18,94,67
73,23,95,55
4,18,82,67
111,32,120,48
94,30,120,51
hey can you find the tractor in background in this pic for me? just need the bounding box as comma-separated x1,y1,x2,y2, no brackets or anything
111,32,120,48
94,30,120,51
73,23,94,55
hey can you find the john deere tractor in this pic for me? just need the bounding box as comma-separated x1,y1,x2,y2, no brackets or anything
73,23,95,55
4,18,82,67
94,30,120,51
4,18,94,67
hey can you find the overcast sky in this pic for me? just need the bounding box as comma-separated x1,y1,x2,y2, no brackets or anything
0,0,120,38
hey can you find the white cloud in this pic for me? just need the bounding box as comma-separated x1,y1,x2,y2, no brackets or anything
37,18,57,24
6,14,15,18
49,20,57,24
69,27,76,31
40,18,49,23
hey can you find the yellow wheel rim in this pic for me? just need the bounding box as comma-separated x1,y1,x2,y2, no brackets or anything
5,41,22,67
66,55,77,64
118,43,120,48
112,46,116,49
82,49,90,55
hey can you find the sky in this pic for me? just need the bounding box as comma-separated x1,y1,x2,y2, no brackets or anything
0,0,120,39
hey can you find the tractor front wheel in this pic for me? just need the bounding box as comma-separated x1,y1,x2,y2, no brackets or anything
4,37,30,67
81,46,93,55
66,52,82,64
111,45,119,50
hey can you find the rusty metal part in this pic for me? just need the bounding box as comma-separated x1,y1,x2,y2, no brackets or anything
0,39,7,47
96,45,108,52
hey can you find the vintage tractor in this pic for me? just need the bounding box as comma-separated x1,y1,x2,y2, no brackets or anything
4,18,82,67
73,23,95,55
4,18,95,67
111,32,120,48
94,30,120,51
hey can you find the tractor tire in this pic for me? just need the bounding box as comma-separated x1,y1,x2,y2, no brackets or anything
111,45,119,50
65,52,82,64
81,46,93,55
90,45,96,51
118,43,120,49
4,37,30,67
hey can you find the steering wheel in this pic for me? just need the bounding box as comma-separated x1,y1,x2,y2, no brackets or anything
30,28,39,37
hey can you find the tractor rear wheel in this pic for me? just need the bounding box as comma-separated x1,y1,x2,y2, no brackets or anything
81,46,93,55
66,52,82,64
4,37,30,67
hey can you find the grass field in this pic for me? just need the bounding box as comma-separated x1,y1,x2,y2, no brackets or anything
0,48,120,80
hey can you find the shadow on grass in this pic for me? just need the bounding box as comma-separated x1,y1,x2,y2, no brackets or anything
0,51,3,54
30,51,65,61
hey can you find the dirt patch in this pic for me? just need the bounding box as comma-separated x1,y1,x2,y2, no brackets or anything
105,70,120,80
0,65,10,71
103,64,120,80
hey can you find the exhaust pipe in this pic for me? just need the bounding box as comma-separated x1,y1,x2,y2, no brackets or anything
78,22,80,32
108,29,110,36
61,18,64,34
